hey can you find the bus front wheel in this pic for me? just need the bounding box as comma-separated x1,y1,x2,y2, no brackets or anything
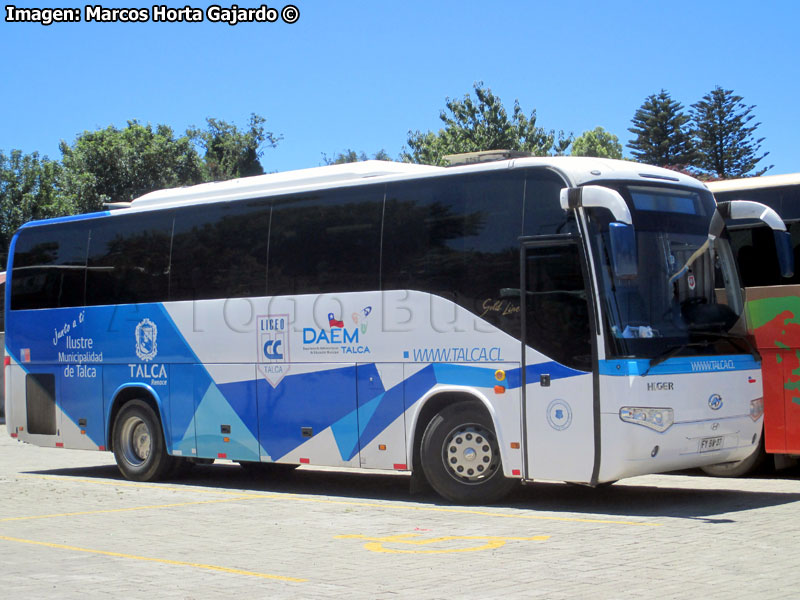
420,402,516,504
700,435,767,478
112,399,173,482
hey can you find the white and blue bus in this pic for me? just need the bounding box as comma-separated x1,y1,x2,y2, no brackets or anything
3,156,790,503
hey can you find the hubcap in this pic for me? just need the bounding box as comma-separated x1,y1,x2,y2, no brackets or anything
443,424,499,483
120,416,151,467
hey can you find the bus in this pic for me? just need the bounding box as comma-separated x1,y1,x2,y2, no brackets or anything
706,173,800,475
4,156,790,504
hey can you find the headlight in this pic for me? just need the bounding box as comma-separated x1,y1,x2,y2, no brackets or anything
750,398,764,421
619,407,674,432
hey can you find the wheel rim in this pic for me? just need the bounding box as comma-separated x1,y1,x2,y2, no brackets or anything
442,423,500,484
119,416,151,467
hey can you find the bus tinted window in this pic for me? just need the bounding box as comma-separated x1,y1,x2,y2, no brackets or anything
630,186,707,215
86,213,173,306
525,244,592,371
382,172,524,330
523,169,571,236
171,200,271,301
268,186,383,296
11,222,89,310
729,223,800,287
716,184,800,222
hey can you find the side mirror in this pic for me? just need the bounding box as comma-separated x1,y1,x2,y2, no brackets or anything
561,186,638,278
560,186,633,225
774,230,794,278
609,223,638,279
717,200,794,278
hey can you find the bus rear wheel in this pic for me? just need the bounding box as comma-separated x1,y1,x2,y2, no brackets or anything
420,402,516,504
112,399,173,482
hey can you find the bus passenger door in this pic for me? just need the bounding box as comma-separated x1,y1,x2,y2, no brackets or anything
521,239,597,484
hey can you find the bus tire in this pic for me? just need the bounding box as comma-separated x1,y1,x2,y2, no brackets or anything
112,399,173,482
700,435,767,478
420,402,516,504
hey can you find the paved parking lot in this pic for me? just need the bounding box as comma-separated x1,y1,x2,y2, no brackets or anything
1,431,800,599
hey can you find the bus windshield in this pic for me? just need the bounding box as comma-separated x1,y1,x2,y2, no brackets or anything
586,183,745,359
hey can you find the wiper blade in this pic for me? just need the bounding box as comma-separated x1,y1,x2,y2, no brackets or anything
643,341,711,376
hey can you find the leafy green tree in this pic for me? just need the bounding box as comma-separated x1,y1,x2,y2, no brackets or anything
322,149,393,165
690,87,771,178
571,127,623,159
189,113,281,181
627,90,696,168
0,149,68,264
403,82,572,165
59,121,203,213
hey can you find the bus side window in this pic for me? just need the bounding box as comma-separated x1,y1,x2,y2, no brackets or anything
382,171,524,335
267,186,384,296
86,212,173,306
523,170,573,236
11,223,89,310
171,200,270,301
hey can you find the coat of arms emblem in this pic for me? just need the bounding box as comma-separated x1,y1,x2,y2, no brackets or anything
135,318,158,361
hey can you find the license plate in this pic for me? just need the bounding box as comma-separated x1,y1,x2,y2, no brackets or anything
700,436,724,452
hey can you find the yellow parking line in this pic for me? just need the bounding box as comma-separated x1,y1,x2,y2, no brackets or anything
337,533,551,554
0,535,306,582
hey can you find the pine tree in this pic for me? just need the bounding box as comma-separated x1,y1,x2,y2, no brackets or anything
690,87,771,178
627,90,696,168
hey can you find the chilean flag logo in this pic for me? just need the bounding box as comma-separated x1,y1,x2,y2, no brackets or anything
748,376,757,383
328,312,344,328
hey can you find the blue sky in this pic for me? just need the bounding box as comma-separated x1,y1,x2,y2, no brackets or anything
2,0,798,175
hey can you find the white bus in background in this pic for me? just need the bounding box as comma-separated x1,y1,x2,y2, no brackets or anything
4,155,790,503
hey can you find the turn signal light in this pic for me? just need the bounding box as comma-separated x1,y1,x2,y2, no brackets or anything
750,398,764,421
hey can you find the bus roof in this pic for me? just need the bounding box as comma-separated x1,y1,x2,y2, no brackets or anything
129,160,442,209
123,156,705,212
707,172,800,193
16,156,710,229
